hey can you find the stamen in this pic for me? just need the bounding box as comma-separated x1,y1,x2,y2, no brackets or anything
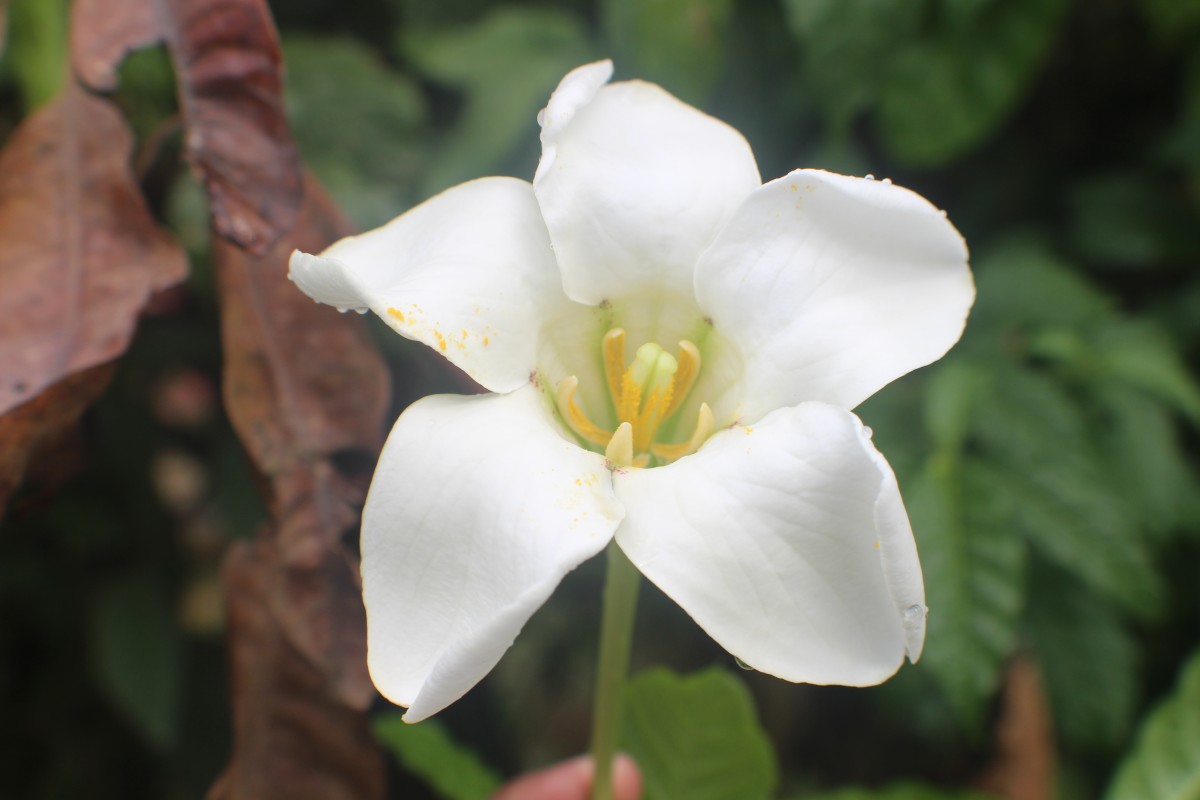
602,328,626,412
606,422,634,466
651,402,715,463
634,387,671,453
555,376,612,448
617,371,641,426
663,340,700,420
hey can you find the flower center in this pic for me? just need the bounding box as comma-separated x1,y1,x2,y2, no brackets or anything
555,327,714,468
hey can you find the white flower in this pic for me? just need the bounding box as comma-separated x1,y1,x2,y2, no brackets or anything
289,60,973,723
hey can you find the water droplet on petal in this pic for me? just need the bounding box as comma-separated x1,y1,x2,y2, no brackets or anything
536,108,546,126
939,209,948,218
881,177,892,185
903,604,927,624
734,657,755,671
860,426,873,440
864,173,875,180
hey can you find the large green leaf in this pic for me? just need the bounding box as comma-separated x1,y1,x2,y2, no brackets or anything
877,0,1070,166
1094,384,1200,540
1026,563,1139,753
1105,647,1200,800
283,35,428,228
92,573,181,749
399,7,591,194
602,0,733,104
373,714,501,800
966,236,1113,348
1092,321,1200,426
907,457,1027,731
622,667,777,800
922,360,987,455
972,367,1164,618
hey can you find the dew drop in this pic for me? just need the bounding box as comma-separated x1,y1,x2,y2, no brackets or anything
903,604,927,624
881,177,892,185
734,657,755,671
939,209,948,218
536,109,546,126
864,173,875,180
862,426,873,439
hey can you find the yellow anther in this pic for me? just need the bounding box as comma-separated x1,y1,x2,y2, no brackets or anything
555,376,612,448
618,371,641,426
606,422,634,467
663,340,700,420
651,402,715,463
633,386,671,453
603,328,626,410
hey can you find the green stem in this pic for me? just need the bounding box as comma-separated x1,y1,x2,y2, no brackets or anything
589,542,641,800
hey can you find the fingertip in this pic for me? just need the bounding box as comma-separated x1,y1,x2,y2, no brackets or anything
613,753,643,800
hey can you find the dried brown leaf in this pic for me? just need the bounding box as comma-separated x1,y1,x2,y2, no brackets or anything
207,538,385,800
71,0,302,253
70,0,160,91
215,172,389,708
0,83,186,512
0,364,113,518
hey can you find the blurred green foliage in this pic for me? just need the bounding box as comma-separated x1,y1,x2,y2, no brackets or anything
622,668,779,800
2,0,1200,798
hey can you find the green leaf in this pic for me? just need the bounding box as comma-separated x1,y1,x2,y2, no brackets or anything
877,0,1071,166
798,782,997,800
622,667,777,800
1026,563,1139,753
92,573,181,749
906,457,1027,732
283,35,428,228
781,0,923,133
400,7,592,194
1092,322,1200,426
968,235,1113,340
602,0,734,104
1105,647,1200,800
5,0,67,110
373,714,502,800
1093,384,1200,539
972,368,1164,618
923,360,987,454
1065,171,1200,270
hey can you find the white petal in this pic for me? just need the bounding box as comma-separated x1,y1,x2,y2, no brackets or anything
613,402,925,685
534,64,761,306
695,169,974,420
289,177,568,394
361,385,623,721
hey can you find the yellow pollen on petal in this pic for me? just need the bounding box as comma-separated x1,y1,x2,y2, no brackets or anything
387,307,405,323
